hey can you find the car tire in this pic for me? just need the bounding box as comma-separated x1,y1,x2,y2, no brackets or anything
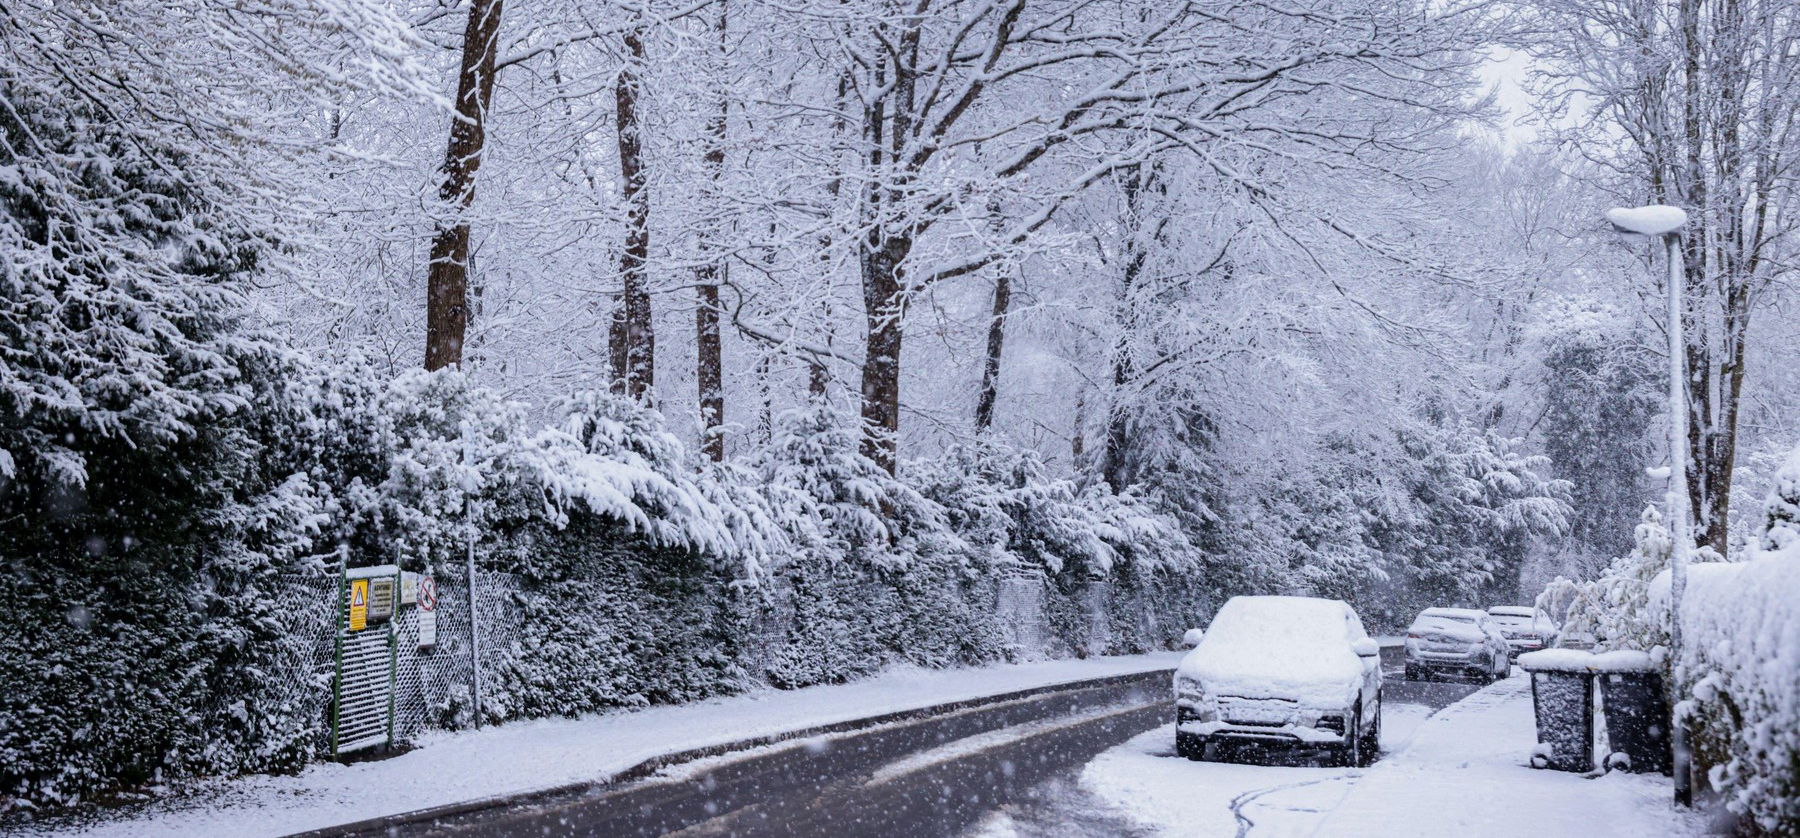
1360,694,1382,765
1176,731,1207,761
1343,699,1366,767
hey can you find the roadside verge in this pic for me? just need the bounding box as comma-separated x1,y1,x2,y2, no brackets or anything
13,652,1180,838
295,667,1176,838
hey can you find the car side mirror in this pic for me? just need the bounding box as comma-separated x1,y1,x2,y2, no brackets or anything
1182,628,1206,648
1352,638,1380,657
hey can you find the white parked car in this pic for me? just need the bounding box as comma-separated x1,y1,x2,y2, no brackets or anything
1485,605,1559,659
1403,607,1511,683
1174,595,1383,766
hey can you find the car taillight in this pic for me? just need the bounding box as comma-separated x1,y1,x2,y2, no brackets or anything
1406,632,1422,639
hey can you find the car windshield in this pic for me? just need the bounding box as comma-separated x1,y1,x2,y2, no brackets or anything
1487,614,1532,628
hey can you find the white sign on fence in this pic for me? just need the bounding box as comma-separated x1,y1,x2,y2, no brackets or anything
417,575,437,649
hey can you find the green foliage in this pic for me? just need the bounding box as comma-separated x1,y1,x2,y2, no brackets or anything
1538,317,1658,571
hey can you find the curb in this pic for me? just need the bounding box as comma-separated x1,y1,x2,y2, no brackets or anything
287,666,1176,837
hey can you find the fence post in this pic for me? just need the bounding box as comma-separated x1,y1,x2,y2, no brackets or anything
329,548,347,754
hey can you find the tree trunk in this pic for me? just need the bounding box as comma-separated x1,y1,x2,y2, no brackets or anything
613,29,654,401
973,269,1011,432
692,5,728,460
1071,390,1087,465
1101,165,1153,493
425,0,505,371
1100,348,1135,493
859,242,908,472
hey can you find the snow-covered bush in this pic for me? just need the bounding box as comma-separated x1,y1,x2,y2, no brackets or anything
1254,420,1570,630
1547,506,1674,653
751,408,1008,684
1761,447,1800,553
913,442,1207,657
0,71,328,810
1665,448,1800,834
475,392,778,719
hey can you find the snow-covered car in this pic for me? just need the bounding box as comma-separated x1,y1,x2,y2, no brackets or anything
1485,605,1558,658
1403,608,1511,682
1174,595,1383,766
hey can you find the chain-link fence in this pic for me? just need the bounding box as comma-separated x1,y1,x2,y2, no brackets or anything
391,569,521,740
262,567,524,759
265,573,342,756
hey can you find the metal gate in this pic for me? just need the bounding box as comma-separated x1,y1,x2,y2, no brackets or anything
330,564,401,756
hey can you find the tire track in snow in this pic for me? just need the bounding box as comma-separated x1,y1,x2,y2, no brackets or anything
1226,776,1348,838
1221,677,1511,837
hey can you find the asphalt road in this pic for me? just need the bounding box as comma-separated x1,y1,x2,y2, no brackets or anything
352,648,1484,838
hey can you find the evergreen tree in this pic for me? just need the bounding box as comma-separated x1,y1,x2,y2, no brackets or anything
1538,313,1659,573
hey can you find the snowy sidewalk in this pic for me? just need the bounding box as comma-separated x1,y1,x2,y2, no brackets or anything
1081,675,1706,837
1314,675,1700,837
15,652,1179,838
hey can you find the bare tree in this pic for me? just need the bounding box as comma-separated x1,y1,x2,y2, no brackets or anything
425,0,507,371
790,0,1491,471
973,267,1012,433
1526,0,1800,554
695,4,729,459
611,28,655,400
1100,165,1168,492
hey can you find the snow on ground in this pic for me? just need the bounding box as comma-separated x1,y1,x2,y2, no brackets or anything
1084,676,1705,837
1082,694,1435,836
16,652,1180,838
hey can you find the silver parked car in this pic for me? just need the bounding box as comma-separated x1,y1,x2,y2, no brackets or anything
1175,595,1384,766
1485,605,1558,659
1403,607,1511,683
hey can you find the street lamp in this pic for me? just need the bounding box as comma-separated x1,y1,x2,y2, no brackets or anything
1605,204,1691,807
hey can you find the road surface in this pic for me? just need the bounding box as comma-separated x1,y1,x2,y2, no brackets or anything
325,649,1482,838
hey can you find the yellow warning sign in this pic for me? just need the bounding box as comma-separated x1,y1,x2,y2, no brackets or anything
348,578,369,631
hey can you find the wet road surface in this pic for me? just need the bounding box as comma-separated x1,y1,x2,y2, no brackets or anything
331,649,1485,838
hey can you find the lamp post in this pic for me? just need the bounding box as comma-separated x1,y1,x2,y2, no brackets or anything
1604,204,1691,806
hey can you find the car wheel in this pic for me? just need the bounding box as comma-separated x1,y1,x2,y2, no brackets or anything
1343,699,1365,767
1360,694,1382,765
1176,731,1207,761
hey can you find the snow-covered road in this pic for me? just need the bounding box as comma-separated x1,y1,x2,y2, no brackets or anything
10,654,1179,838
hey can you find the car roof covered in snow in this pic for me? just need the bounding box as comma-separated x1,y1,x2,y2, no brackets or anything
1418,607,1485,621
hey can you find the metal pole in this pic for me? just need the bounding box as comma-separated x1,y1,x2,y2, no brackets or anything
464,420,483,730
1664,231,1692,807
